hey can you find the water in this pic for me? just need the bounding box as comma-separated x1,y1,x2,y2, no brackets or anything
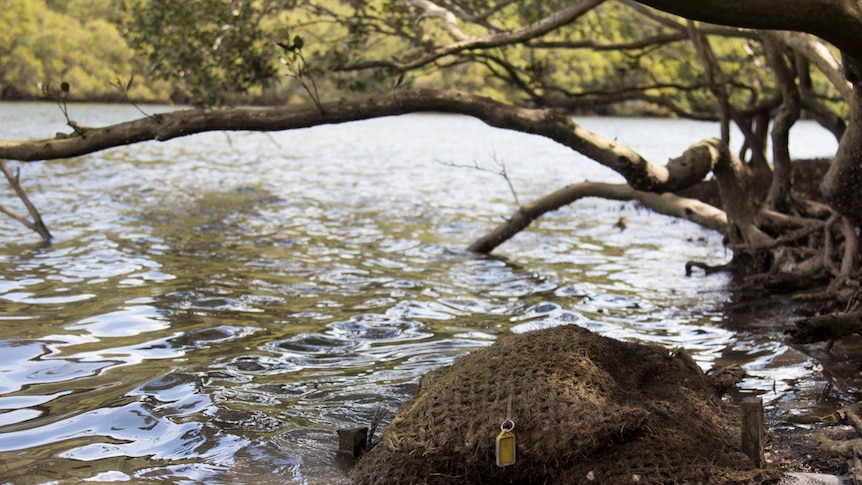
0,102,849,483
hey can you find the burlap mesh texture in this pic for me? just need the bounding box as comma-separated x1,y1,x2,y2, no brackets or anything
351,324,775,484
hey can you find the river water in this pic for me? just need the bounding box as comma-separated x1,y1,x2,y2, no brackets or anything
0,102,849,483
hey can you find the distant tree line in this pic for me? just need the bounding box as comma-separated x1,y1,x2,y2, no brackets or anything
0,0,163,101
10,0,834,117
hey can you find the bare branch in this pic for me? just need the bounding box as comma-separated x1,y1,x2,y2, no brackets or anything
339,0,605,72
0,160,51,242
686,20,731,143
440,0,517,26
769,31,853,102
436,155,522,207
407,0,471,41
796,54,847,140
634,0,862,57
0,88,715,194
468,181,727,253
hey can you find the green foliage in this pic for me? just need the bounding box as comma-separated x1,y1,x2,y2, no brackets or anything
0,0,167,101
0,0,847,125
0,0,42,97
118,0,288,106
292,0,844,123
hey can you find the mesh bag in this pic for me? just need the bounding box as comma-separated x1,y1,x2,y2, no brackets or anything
352,324,779,484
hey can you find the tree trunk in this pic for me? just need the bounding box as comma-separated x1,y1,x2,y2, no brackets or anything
822,81,862,227
762,33,800,212
632,0,862,56
711,138,775,272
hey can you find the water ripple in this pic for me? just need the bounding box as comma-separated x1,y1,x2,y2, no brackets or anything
0,111,842,484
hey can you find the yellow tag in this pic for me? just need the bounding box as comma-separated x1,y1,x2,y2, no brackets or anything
495,428,516,467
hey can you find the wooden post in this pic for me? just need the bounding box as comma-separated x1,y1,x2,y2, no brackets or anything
337,427,368,460
741,397,765,468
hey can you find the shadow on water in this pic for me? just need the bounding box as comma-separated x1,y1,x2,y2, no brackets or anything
0,108,853,483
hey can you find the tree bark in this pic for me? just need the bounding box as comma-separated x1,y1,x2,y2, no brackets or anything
822,85,862,226
633,0,862,57
771,31,853,103
761,33,800,212
634,0,862,275
710,141,774,248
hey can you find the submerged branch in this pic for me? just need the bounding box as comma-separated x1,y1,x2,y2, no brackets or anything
468,181,726,253
0,160,51,242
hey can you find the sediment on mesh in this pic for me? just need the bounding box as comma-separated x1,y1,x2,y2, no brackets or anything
351,324,780,485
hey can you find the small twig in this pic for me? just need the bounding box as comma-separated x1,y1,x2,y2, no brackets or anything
277,35,323,114
43,80,92,138
437,153,522,207
55,81,71,123
109,75,152,118
685,260,733,276
296,51,323,112
0,160,52,242
261,132,282,149
55,82,88,138
495,156,521,208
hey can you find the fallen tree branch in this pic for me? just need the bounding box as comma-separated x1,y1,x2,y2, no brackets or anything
0,88,717,195
468,181,727,253
816,435,862,458
817,420,862,482
685,260,733,276
0,160,51,242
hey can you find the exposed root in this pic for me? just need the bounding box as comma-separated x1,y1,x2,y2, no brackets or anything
840,216,859,278
787,311,862,344
817,402,862,481
685,260,734,276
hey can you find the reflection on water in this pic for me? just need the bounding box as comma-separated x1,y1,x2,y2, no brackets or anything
0,104,848,483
